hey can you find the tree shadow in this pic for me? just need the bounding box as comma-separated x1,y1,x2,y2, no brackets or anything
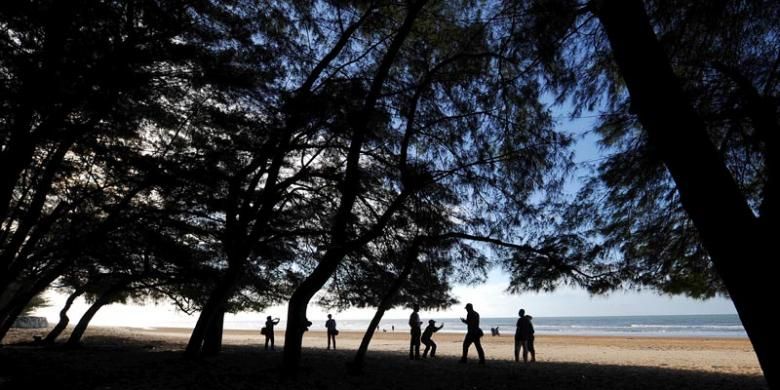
0,343,767,390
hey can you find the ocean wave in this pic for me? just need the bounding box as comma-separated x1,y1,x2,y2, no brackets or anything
629,324,744,329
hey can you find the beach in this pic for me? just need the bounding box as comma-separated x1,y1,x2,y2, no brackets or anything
124,327,761,375
0,326,766,389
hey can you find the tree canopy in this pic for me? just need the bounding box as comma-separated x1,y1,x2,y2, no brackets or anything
1,0,776,385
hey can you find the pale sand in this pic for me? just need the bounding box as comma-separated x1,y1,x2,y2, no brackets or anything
53,326,762,375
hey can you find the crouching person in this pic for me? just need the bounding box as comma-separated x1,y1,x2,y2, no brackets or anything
422,320,444,358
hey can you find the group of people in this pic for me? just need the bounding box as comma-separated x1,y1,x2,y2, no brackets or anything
409,303,535,364
260,303,536,364
408,304,445,359
261,313,340,351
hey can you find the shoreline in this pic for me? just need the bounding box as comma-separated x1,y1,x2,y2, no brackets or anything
137,326,750,340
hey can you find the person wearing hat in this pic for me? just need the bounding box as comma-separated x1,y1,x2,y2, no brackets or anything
263,315,280,351
459,303,485,364
421,319,444,358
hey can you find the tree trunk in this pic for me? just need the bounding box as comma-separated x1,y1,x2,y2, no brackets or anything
0,281,23,320
0,112,34,222
0,260,71,341
65,283,125,347
349,304,387,374
0,297,28,345
350,245,418,374
43,286,86,345
593,0,775,387
282,251,343,375
202,307,225,356
0,138,73,271
281,1,427,376
184,265,242,357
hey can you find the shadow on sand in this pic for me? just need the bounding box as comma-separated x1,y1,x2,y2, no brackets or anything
0,339,767,390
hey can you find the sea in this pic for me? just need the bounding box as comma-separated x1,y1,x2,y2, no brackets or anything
212,314,746,338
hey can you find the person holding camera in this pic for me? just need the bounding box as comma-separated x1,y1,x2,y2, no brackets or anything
263,315,280,351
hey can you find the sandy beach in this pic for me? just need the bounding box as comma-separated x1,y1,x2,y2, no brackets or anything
120,327,762,375
0,327,767,389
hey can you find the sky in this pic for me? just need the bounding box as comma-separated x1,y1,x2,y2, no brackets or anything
27,101,739,328
33,267,737,328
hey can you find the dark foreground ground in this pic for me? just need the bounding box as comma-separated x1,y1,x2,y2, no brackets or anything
0,333,768,390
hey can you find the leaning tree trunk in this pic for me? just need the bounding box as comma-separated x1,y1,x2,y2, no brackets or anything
202,307,225,356
350,245,419,374
65,283,126,347
281,1,427,376
0,296,28,344
43,286,86,344
593,0,776,387
184,265,242,357
282,251,344,375
0,260,71,342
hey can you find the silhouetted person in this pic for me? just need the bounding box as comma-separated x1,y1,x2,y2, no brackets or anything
495,326,500,336
264,315,280,350
392,325,395,332
526,314,536,362
515,309,532,363
459,303,485,364
409,304,422,360
326,314,338,350
421,320,443,358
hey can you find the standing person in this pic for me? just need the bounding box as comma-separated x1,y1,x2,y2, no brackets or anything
421,320,444,358
514,309,532,363
526,314,536,362
409,304,422,360
264,315,280,351
459,303,485,364
325,314,338,350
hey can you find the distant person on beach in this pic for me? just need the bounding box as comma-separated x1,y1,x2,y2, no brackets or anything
392,325,395,332
515,309,532,363
526,315,536,362
459,303,485,364
409,304,422,360
263,315,280,351
326,314,338,350
421,320,444,358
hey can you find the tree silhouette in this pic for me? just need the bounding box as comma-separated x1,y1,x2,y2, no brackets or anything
0,0,285,341
279,0,571,373
508,0,778,385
